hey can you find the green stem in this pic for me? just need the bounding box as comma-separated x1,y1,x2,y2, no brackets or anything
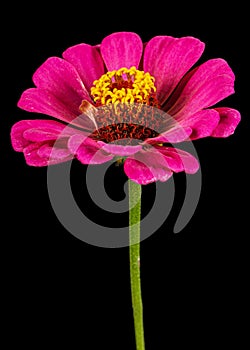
128,179,145,350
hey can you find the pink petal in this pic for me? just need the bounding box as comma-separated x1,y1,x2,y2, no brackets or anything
145,126,192,144
100,32,143,70
180,109,220,140
124,149,173,185
18,88,97,129
18,88,76,121
23,125,81,143
32,57,91,114
63,44,105,92
37,144,72,159
68,134,96,153
23,143,49,166
97,142,142,156
10,119,88,166
68,134,113,164
212,107,241,137
154,146,199,174
143,36,205,105
11,119,76,151
23,128,63,142
167,59,235,118
23,142,72,166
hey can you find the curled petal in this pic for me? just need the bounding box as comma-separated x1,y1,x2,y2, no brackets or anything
68,134,113,164
124,149,173,185
154,146,200,174
180,109,220,140
146,126,192,144
100,32,143,70
212,107,241,137
97,142,142,156
78,100,98,130
37,144,72,160
23,142,72,166
11,119,80,151
10,120,86,166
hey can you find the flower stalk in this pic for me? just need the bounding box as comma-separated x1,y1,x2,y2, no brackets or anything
128,179,145,350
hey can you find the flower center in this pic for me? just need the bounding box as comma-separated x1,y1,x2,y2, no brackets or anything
91,122,159,144
90,66,159,107
80,67,165,144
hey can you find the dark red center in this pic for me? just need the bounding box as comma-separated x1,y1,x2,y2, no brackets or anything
89,104,164,144
91,123,159,144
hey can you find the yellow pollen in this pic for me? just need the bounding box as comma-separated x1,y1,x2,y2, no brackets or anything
90,66,157,106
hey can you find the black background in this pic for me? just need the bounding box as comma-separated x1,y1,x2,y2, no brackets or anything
1,2,248,349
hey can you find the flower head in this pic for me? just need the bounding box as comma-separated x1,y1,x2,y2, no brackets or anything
11,32,240,184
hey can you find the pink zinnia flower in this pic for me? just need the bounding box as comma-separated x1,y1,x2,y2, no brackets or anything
11,32,240,184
